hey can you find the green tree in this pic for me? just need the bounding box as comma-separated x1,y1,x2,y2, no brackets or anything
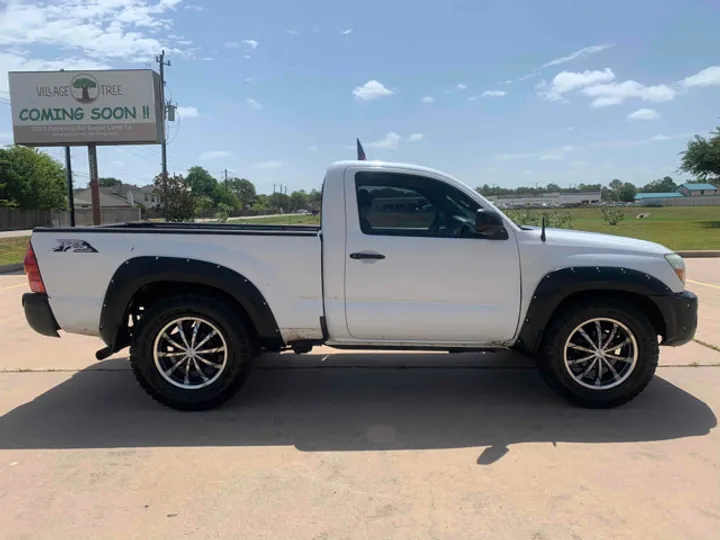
607,178,623,201
618,182,637,202
72,77,97,102
252,194,269,212
153,173,195,222
641,176,676,193
269,192,291,212
309,189,322,209
99,177,123,188
290,189,309,211
679,128,720,180
0,146,67,210
213,184,241,211
228,178,257,208
185,166,219,201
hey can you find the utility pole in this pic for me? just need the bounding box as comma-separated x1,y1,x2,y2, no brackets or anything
156,50,171,219
88,144,101,225
64,147,76,227
224,168,228,188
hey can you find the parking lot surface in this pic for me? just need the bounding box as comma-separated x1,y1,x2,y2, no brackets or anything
0,261,718,539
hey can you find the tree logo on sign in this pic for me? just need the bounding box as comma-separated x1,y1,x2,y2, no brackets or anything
70,73,99,104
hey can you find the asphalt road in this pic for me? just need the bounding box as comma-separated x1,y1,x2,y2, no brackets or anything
0,262,718,539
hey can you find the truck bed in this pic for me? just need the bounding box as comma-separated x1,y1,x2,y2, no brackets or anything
31,222,324,342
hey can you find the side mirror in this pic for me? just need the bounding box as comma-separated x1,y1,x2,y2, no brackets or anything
475,209,508,240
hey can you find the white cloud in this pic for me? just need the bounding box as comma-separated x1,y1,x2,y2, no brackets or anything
456,83,468,90
0,51,110,93
254,161,283,169
342,29,353,35
307,146,318,151
681,66,720,88
200,150,232,160
651,134,671,141
566,127,575,131
242,39,259,49
184,4,206,12
582,80,676,107
0,0,188,63
243,54,251,60
286,29,299,36
367,132,401,149
421,96,435,104
353,80,394,100
539,154,563,161
538,68,616,101
518,72,539,82
176,106,199,118
408,133,424,142
628,108,660,120
541,44,613,68
481,90,506,97
111,160,124,166
246,98,263,110
225,42,239,48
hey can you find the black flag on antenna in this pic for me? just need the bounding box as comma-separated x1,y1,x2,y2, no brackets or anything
356,138,366,160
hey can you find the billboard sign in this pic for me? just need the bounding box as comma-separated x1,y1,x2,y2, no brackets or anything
8,69,163,146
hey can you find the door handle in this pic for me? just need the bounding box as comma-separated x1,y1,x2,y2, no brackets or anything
349,252,386,260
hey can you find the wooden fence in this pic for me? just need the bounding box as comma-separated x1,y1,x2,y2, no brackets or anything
0,208,53,231
0,207,141,231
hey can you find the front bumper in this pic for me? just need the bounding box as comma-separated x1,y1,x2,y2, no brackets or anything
22,293,60,338
653,290,698,347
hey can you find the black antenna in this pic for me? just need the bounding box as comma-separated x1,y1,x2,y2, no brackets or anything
541,215,547,242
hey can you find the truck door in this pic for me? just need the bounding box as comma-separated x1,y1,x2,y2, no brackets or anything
343,168,521,344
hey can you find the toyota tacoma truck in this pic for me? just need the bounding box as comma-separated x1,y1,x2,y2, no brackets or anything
21,160,697,410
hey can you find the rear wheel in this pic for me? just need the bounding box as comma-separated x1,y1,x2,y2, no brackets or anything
130,294,254,410
538,299,659,408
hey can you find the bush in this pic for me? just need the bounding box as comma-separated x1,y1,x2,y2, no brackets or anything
215,203,232,223
601,206,626,226
505,208,575,230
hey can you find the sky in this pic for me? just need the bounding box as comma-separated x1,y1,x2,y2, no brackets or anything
1,0,719,194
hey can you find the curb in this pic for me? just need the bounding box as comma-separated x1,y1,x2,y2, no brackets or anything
0,263,23,274
677,251,720,258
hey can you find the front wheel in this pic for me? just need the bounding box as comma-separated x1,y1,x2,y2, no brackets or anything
538,299,659,408
130,294,254,410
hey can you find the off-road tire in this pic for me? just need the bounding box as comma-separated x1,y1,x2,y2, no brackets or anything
538,298,659,408
130,294,254,411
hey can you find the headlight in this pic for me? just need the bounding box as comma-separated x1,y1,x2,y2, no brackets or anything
665,253,686,285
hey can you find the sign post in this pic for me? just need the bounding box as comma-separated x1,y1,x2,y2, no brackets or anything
64,146,75,227
87,144,101,226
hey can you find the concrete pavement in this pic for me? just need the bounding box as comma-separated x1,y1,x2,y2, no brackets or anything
0,261,719,539
0,229,31,238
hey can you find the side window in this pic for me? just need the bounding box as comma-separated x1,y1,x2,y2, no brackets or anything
355,171,479,237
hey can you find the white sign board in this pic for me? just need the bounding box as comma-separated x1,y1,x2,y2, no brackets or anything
8,69,163,146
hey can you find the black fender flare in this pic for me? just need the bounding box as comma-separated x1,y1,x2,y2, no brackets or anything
99,256,280,351
515,266,673,354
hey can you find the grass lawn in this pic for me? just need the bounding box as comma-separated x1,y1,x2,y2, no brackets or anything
0,236,29,266
228,206,720,250
229,214,321,225
560,206,720,250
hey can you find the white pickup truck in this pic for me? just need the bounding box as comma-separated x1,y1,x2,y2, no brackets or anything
22,160,697,411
